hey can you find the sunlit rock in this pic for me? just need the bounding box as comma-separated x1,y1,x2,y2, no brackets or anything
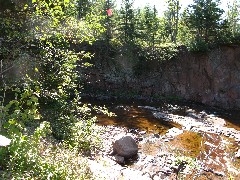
0,135,11,146
165,127,183,138
235,149,240,158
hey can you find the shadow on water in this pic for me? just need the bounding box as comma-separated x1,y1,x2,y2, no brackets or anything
84,97,240,132
96,105,180,134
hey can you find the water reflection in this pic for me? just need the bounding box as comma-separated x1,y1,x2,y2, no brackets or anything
96,105,180,134
84,97,240,132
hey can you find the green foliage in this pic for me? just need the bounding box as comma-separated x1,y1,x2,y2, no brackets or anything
118,0,136,43
188,37,209,52
184,0,224,42
134,43,179,75
0,78,40,133
176,16,193,45
163,0,181,43
135,5,159,47
77,0,92,18
227,0,240,37
26,0,105,150
1,124,92,179
0,0,107,178
0,0,240,178
0,0,15,12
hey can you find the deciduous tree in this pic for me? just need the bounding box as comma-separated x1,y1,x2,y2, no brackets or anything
164,0,181,43
227,0,240,36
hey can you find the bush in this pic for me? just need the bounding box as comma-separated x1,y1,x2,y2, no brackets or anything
133,43,179,75
0,0,106,178
1,125,92,179
188,38,209,53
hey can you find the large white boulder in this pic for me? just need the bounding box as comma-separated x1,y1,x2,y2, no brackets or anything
0,135,11,146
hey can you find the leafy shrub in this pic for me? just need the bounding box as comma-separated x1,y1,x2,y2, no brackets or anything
1,123,92,179
133,43,179,75
0,0,106,179
188,38,209,53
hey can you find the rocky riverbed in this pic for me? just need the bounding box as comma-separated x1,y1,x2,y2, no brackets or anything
88,105,240,180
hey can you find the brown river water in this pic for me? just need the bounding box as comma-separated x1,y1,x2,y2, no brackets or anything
85,97,240,178
86,98,240,133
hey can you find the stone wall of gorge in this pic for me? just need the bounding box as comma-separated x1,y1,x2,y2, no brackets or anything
85,45,240,109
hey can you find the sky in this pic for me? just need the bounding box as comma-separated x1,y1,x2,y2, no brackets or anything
115,0,234,16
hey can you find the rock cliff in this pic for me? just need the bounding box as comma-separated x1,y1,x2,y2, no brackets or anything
86,45,240,110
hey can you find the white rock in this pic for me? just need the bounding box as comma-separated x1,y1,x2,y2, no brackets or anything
0,135,11,146
235,149,240,158
165,127,183,137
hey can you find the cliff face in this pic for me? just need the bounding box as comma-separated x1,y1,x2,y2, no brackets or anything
160,46,240,109
86,45,240,109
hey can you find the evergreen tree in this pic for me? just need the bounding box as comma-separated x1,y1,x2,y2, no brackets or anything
176,10,194,45
143,5,159,47
118,0,135,43
104,0,115,41
184,0,224,42
77,0,91,19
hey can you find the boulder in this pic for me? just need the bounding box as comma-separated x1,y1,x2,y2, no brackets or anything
112,136,138,158
114,155,125,164
0,135,11,146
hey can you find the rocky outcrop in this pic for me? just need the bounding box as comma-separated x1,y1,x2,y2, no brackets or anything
86,45,240,110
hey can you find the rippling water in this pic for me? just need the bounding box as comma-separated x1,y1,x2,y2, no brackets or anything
85,97,240,132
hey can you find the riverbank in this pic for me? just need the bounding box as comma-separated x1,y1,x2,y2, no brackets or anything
85,98,240,179
89,125,239,179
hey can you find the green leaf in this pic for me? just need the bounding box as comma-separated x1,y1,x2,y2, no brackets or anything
24,4,28,10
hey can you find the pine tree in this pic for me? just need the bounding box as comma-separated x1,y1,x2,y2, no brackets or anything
143,5,159,47
118,0,135,43
77,0,91,19
185,0,224,42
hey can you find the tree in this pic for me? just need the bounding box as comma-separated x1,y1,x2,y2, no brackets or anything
118,0,135,43
143,5,159,48
77,0,91,19
184,0,224,42
177,11,194,45
163,0,181,43
103,0,115,41
227,0,240,36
